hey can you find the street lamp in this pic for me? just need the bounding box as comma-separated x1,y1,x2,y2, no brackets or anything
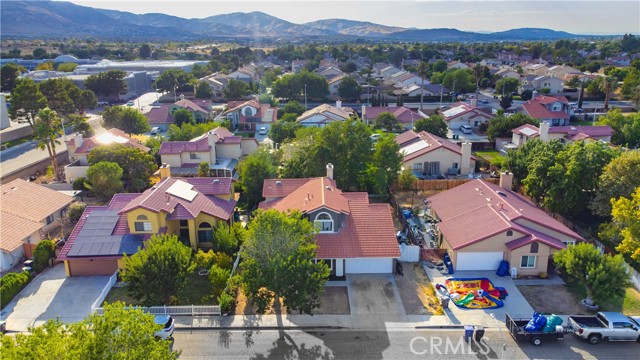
304,84,307,110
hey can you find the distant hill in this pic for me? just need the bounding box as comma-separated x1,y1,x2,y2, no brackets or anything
1,1,590,41
304,19,405,37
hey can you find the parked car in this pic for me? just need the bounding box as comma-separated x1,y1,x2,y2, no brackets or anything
154,315,175,340
97,101,109,106
459,125,473,134
370,133,381,142
126,101,135,106
481,99,489,104
258,126,268,135
150,127,161,136
506,314,565,346
568,312,640,344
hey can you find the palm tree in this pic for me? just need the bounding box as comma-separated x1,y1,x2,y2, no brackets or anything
417,61,430,110
34,108,63,181
600,76,619,111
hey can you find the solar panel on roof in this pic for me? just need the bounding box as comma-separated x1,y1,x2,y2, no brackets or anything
400,140,429,155
166,180,198,202
67,210,143,257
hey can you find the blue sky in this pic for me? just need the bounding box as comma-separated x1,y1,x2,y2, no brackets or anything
64,1,640,35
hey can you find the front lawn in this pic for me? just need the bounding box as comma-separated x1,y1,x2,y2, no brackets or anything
103,272,216,306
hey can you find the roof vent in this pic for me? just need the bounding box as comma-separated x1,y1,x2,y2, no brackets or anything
275,181,282,186
485,197,492,202
325,185,333,191
212,179,220,184
497,191,507,197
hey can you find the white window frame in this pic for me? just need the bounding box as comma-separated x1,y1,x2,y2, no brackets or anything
314,212,334,233
520,255,536,268
135,215,152,232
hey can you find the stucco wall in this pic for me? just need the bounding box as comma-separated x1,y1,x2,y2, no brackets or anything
64,163,89,182
216,143,242,160
241,139,259,156
513,218,579,244
507,242,553,276
403,148,476,175
161,154,183,168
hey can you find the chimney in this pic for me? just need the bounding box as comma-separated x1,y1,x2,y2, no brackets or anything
532,90,539,99
499,171,514,191
335,100,342,109
179,93,185,101
470,98,477,108
74,133,83,149
539,122,550,142
326,163,334,180
207,131,217,160
159,163,171,180
460,142,472,176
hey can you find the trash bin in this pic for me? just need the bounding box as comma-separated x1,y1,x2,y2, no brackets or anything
0,320,6,334
464,325,474,342
440,295,450,309
474,326,485,341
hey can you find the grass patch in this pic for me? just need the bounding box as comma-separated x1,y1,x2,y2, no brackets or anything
103,272,216,306
474,150,504,165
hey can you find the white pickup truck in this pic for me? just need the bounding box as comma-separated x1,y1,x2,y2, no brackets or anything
568,312,640,345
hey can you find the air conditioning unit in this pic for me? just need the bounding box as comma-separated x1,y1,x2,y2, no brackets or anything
510,267,518,279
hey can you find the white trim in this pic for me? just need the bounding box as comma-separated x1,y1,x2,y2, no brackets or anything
520,255,536,268
314,212,334,233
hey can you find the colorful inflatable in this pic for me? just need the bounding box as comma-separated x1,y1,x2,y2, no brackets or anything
436,278,508,309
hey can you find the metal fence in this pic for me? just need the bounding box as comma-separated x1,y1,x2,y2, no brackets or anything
93,304,221,316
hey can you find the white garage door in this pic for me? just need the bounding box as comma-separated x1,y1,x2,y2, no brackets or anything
456,252,503,271
345,258,392,274
447,119,467,130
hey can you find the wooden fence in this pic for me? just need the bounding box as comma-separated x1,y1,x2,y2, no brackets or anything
391,178,499,192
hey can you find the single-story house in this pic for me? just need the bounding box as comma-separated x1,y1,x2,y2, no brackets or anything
297,102,354,128
361,106,425,129
396,130,476,177
58,171,236,276
1,179,73,271
259,164,400,277
442,101,495,130
428,174,583,275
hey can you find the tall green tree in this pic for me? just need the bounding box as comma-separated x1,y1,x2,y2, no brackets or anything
554,242,630,306
375,112,397,132
269,119,302,145
88,144,157,192
370,134,402,193
597,110,640,147
101,106,150,135
173,108,195,127
590,151,640,217
56,63,77,72
241,209,329,314
495,77,520,96
600,76,619,111
153,69,195,94
499,94,513,110
84,70,127,101
85,161,124,199
271,71,329,101
9,78,48,129
222,79,251,99
139,44,152,59
39,78,78,114
121,234,194,305
77,90,97,114
337,76,362,101
486,113,538,141
601,188,640,270
1,63,25,92
414,115,448,138
195,81,213,99
33,108,63,181
237,149,277,210
281,100,306,116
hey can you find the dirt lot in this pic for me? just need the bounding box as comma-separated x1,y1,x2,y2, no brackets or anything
394,262,443,315
235,286,350,315
518,285,591,315
392,190,440,208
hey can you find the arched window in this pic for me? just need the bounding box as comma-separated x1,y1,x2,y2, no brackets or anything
506,230,513,236
198,222,214,243
314,212,334,233
243,107,253,116
134,214,152,232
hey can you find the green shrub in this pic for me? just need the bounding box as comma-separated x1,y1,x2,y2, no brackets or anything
209,264,231,298
72,177,88,191
66,202,87,224
217,292,234,314
212,252,234,271
0,271,31,309
213,223,239,256
194,249,216,270
32,240,56,272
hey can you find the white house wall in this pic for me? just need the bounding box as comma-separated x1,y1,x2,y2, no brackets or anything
345,258,393,274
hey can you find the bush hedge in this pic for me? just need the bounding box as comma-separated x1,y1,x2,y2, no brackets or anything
32,240,56,272
0,271,31,309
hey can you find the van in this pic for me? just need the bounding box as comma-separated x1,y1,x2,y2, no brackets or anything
459,125,473,134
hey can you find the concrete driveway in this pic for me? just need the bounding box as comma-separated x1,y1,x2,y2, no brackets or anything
426,268,534,328
1,264,111,332
346,274,405,315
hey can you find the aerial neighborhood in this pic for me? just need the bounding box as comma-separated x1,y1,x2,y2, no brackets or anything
0,1,640,358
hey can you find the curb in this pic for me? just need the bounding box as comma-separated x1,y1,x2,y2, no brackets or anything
175,325,345,331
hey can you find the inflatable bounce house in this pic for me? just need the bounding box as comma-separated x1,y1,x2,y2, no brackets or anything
436,278,508,309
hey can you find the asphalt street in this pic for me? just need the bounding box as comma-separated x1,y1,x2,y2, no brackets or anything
172,328,639,360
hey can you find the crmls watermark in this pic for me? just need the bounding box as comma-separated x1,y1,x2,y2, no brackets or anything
410,335,492,356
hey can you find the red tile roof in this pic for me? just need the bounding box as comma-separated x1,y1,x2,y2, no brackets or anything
159,137,209,155
146,105,173,125
260,178,399,259
511,124,540,136
522,96,570,120
363,107,425,124
428,179,582,250
72,128,150,154
535,95,568,105
548,125,613,137
174,99,210,114
396,130,476,162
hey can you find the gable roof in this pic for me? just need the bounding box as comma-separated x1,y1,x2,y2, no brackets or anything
174,99,210,114
442,103,494,122
297,104,351,123
512,124,540,137
548,125,613,138
522,96,570,120
397,130,477,162
261,177,350,215
69,128,150,154
428,179,582,250
363,107,425,124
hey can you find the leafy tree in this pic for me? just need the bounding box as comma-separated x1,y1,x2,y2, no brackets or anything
84,70,127,101
66,202,87,225
520,89,533,101
600,188,640,270
375,112,397,132
208,264,230,298
486,113,538,141
85,161,123,199
121,234,194,305
197,161,210,177
88,144,157,192
33,108,63,180
195,81,213,99
414,115,448,138
35,62,54,71
223,79,251,99
281,100,305,116
586,76,605,98
398,168,417,191
173,108,195,127
166,121,225,141
269,119,302,145
495,77,520,96
271,71,328,101
370,134,402,193
281,113,298,122
1,63,25,92
56,63,77,72
237,149,277,210
139,44,152,59
337,76,362,101
32,240,55,272
240,209,329,314
32,47,47,59
442,68,476,94
341,62,357,73
621,68,640,100
101,106,150,135
212,222,241,256
190,64,209,79
499,94,513,110
38,78,77,114
590,151,640,217
432,60,448,73
9,79,48,129
153,69,195,94
597,110,640,147
554,242,630,306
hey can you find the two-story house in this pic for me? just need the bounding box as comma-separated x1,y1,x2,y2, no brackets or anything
522,95,570,126
442,101,495,130
57,170,237,276
158,127,258,177
64,129,150,183
222,100,278,131
1,179,73,271
519,75,564,94
146,98,214,131
396,130,476,177
258,164,400,277
428,174,583,274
